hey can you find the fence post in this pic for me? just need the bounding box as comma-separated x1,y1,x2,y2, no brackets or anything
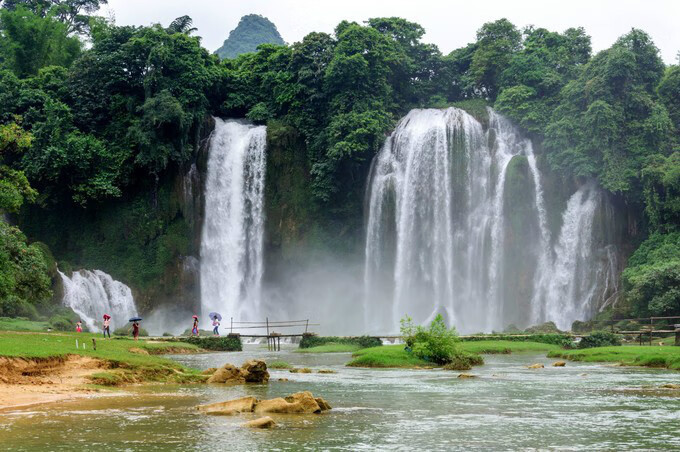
230,317,233,334
266,317,270,351
305,319,309,333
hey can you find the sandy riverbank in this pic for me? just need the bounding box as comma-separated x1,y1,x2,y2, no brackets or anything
0,355,108,410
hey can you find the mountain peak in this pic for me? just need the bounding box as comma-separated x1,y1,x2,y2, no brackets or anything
215,14,285,59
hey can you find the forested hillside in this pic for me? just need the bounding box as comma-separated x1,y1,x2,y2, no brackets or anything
0,1,678,322
214,14,284,59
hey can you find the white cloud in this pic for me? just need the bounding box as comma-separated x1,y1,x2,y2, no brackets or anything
102,0,679,63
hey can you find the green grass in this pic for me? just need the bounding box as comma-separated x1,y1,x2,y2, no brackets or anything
460,340,561,354
0,331,205,385
295,343,362,353
548,345,680,370
347,345,431,368
0,317,50,332
267,360,293,369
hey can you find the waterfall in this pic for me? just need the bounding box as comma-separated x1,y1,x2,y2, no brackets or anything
200,118,266,321
364,107,615,333
59,269,137,332
531,183,616,330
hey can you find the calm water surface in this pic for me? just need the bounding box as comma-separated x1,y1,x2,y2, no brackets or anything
1,345,679,451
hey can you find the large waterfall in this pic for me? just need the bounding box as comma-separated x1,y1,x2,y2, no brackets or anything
59,269,137,332
200,118,267,321
364,107,617,333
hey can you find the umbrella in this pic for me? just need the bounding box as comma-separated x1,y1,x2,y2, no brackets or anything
103,314,111,320
209,312,222,321
129,317,143,322
192,315,198,319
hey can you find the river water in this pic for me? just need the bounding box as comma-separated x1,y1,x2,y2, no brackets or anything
1,346,679,451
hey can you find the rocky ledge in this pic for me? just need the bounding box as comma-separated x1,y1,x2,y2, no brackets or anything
196,391,332,415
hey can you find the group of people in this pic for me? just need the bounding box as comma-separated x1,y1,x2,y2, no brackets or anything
74,315,139,340
190,314,221,337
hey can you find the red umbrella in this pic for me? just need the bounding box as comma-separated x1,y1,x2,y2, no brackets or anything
192,315,198,319
103,314,111,320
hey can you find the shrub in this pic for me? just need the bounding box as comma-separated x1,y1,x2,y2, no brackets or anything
183,336,242,351
49,314,76,331
524,321,562,334
461,333,573,348
443,352,485,370
400,314,464,365
578,331,622,349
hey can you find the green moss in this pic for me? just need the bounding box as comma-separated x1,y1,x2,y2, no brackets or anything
181,335,242,351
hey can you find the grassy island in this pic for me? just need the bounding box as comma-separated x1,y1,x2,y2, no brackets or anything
548,346,680,370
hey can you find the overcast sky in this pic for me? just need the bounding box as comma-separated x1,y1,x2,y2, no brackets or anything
102,0,679,64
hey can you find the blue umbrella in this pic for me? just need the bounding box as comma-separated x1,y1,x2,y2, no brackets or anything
129,317,143,322
209,312,222,321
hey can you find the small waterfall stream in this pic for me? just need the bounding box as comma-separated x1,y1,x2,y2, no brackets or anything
200,118,267,321
59,269,137,332
364,107,617,333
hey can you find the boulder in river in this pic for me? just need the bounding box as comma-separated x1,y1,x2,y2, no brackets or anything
527,363,544,369
197,391,331,416
289,367,312,374
458,373,477,379
552,361,566,367
243,416,276,429
661,383,680,389
197,396,257,415
207,359,269,384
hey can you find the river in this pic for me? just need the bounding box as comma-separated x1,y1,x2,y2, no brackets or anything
1,346,679,451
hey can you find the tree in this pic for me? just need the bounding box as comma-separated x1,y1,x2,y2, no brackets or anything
468,18,521,99
1,0,108,34
0,6,82,76
0,119,36,212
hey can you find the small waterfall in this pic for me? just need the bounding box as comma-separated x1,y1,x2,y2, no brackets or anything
59,269,137,332
531,183,616,330
200,118,266,321
364,107,615,333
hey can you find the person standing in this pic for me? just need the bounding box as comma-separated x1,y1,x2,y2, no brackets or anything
212,316,220,336
132,321,140,341
103,316,111,338
76,321,83,333
191,316,199,336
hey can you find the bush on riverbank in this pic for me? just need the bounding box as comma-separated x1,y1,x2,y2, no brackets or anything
183,335,242,351
578,331,622,349
299,335,382,350
401,314,464,365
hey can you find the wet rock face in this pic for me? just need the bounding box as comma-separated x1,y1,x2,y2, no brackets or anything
206,359,270,384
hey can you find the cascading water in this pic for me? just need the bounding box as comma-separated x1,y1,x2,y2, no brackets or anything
364,107,616,333
200,118,266,321
531,183,619,330
59,269,137,332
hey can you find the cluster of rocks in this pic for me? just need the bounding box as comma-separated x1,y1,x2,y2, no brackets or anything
197,391,331,428
207,359,270,384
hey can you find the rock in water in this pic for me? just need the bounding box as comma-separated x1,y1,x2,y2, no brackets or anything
255,391,327,414
661,383,680,389
207,359,269,384
315,397,332,411
289,367,312,374
242,359,270,383
207,363,245,384
197,396,257,415
552,361,566,367
528,363,544,369
458,373,477,378
243,416,276,429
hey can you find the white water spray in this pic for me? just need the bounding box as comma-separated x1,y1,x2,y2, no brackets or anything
200,118,267,321
59,269,137,332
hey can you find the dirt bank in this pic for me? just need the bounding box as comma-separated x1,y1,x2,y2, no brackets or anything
0,355,108,410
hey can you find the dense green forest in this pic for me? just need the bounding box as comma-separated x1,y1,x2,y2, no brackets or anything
0,0,678,322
